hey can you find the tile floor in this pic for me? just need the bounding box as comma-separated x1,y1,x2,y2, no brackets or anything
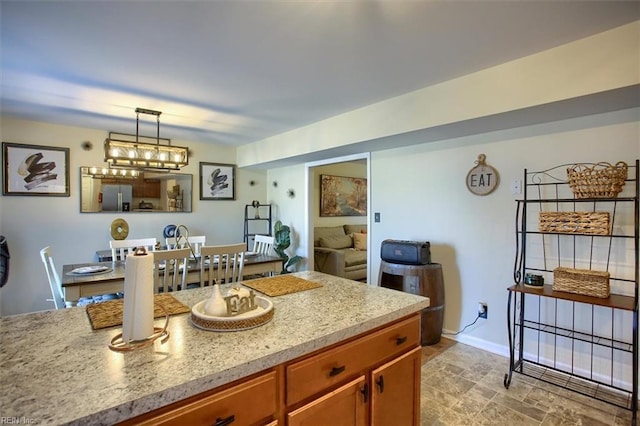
420,339,637,425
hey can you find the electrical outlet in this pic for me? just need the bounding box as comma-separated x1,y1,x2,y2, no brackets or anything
478,302,488,319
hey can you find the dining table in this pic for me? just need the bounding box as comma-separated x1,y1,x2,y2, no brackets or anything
61,253,284,303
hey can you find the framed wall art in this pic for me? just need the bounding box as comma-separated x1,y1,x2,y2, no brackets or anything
320,174,367,217
2,142,70,196
199,162,236,200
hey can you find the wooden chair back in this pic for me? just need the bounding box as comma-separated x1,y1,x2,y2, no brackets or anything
200,243,246,287
152,248,191,293
165,235,206,258
110,238,157,262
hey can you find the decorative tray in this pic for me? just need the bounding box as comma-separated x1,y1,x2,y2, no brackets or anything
191,296,274,332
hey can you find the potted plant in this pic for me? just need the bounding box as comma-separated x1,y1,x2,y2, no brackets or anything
273,220,303,274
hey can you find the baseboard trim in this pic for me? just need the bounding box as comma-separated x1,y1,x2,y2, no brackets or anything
441,329,510,359
441,329,636,394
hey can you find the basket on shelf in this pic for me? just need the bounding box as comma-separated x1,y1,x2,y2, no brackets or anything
567,161,628,199
552,267,610,298
538,212,610,235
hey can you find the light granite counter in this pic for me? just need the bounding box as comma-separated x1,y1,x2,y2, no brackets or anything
0,271,429,425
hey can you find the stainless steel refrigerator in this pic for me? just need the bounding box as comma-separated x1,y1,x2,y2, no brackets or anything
102,184,133,212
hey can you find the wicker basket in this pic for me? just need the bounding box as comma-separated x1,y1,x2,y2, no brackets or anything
539,212,610,235
567,162,627,199
552,267,610,298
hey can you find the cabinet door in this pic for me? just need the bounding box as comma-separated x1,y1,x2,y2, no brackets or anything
287,376,367,426
371,347,421,426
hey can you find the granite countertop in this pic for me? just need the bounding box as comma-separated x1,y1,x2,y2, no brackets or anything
0,271,429,425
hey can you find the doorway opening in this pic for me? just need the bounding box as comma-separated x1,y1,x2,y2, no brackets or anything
305,153,371,283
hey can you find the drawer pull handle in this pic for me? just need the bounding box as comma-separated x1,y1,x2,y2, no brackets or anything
361,383,369,403
396,336,407,345
329,365,346,377
214,414,235,426
376,375,385,393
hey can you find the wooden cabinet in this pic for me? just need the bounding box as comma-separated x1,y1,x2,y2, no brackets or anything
286,314,421,425
119,314,421,425
286,315,420,406
133,178,160,198
119,370,278,426
287,376,368,426
371,347,421,425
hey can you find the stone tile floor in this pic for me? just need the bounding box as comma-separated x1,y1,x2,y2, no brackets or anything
421,339,637,425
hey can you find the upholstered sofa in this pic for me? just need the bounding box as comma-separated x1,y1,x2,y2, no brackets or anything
314,224,367,281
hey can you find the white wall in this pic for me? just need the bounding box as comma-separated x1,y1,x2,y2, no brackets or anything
370,108,639,353
0,118,267,315
266,164,307,272
265,108,639,380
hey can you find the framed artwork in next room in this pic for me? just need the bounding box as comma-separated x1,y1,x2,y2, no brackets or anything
320,174,367,217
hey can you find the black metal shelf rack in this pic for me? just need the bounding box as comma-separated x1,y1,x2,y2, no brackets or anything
243,203,272,247
504,160,638,425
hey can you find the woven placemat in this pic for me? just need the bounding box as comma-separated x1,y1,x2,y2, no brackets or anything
243,275,322,297
86,293,191,330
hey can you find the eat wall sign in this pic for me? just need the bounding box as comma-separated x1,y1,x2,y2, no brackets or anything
466,154,499,196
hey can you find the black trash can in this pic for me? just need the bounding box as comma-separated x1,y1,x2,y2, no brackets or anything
379,261,445,345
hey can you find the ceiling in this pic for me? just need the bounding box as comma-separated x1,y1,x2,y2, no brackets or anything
1,1,638,148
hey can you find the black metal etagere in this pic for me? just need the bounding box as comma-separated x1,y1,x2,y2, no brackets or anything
243,203,272,247
505,160,638,425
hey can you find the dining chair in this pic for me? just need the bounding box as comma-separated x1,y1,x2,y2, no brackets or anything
110,238,157,262
165,235,206,258
252,235,275,255
39,246,71,309
200,243,246,287
248,235,276,278
152,248,191,293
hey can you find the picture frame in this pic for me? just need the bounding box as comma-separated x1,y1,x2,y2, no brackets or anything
199,162,236,200
320,174,367,217
2,142,70,196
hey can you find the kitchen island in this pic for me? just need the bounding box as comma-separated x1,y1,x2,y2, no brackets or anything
0,271,430,425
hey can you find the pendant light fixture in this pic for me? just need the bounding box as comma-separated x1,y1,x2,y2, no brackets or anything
104,108,189,171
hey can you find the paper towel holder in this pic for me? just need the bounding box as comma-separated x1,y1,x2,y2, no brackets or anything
109,247,171,352
109,302,170,352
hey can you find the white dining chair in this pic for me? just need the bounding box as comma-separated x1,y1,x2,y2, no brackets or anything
200,243,246,287
110,238,157,262
165,235,206,258
248,235,276,278
39,246,72,309
252,235,275,256
152,248,191,293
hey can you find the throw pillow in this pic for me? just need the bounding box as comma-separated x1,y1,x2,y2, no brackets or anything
353,232,367,251
319,235,353,249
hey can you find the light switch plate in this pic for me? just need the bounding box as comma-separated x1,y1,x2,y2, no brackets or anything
511,179,522,195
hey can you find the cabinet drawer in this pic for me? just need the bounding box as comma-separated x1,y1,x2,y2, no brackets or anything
128,370,277,426
286,314,420,406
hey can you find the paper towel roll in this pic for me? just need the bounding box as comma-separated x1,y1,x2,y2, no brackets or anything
122,248,154,342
